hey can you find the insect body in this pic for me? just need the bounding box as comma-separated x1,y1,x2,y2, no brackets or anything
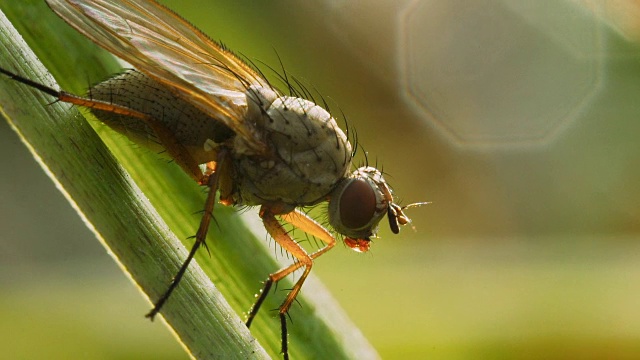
1,0,425,358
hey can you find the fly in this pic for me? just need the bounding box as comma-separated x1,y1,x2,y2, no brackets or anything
0,0,426,358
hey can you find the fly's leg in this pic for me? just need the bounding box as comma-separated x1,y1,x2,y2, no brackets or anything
0,67,203,182
146,148,229,319
246,210,336,327
0,68,225,319
247,209,336,358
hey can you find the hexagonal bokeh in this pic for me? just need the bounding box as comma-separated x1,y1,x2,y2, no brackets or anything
399,0,604,147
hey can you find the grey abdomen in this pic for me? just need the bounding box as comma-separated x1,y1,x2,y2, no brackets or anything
90,70,233,164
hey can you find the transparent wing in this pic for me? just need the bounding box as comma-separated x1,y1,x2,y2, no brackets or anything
46,0,270,153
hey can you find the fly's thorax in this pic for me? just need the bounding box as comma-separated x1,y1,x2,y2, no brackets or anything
232,86,352,207
90,70,234,164
328,167,392,252
245,85,279,122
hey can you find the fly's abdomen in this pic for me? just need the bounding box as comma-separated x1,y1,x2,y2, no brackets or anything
89,70,234,164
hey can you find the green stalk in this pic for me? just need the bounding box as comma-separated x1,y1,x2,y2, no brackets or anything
0,1,379,359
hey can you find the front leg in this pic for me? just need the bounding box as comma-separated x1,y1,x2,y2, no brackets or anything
247,208,336,359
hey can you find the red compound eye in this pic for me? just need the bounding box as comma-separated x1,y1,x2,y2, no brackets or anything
339,178,376,230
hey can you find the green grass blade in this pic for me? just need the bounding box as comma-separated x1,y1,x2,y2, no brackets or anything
0,6,269,360
0,1,380,359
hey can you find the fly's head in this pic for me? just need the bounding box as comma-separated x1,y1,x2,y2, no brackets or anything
328,166,428,252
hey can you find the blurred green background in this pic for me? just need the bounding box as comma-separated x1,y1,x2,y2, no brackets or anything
2,0,640,359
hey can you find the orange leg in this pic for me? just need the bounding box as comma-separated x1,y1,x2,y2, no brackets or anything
247,209,336,358
146,149,229,319
0,67,203,182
